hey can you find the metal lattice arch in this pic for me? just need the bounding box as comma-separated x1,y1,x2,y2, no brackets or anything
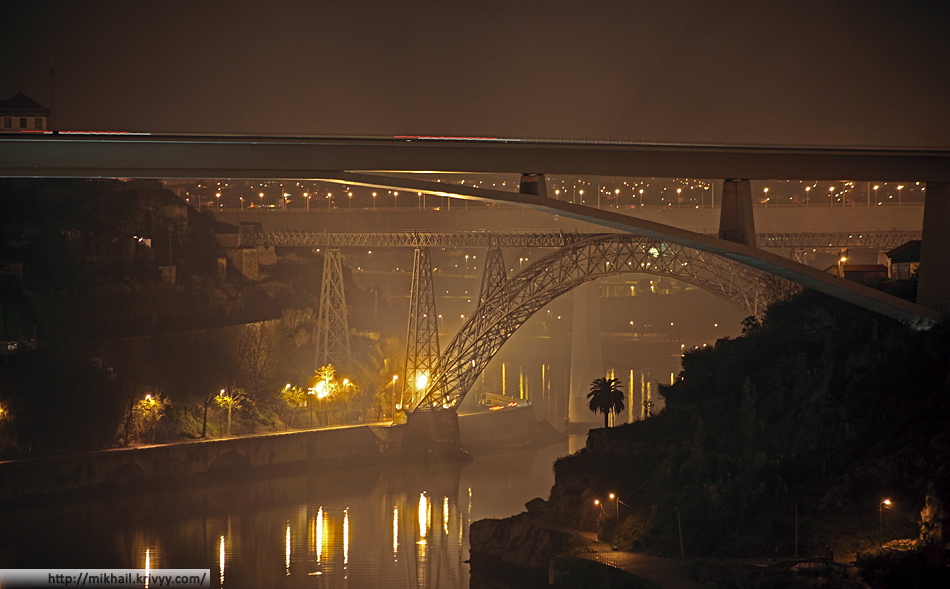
413,234,798,411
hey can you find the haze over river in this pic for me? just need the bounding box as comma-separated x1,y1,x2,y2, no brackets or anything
2,441,573,588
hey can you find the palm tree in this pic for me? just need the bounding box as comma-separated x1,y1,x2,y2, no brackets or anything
587,377,625,428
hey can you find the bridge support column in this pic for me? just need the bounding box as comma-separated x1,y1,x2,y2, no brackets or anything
404,247,440,410
315,249,352,370
718,179,757,246
918,182,950,313
567,282,604,430
519,173,548,197
478,247,508,308
402,409,469,460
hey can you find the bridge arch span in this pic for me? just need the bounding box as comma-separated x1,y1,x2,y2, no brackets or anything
414,234,797,411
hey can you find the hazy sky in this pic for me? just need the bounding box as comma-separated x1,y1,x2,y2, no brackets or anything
3,1,949,146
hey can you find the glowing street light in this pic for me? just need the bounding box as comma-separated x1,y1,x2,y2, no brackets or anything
897,185,904,205
879,498,892,547
391,375,400,415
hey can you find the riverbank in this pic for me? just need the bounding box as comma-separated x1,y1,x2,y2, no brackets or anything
0,404,559,505
469,291,950,588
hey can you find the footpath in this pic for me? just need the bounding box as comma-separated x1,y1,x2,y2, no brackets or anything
534,521,711,589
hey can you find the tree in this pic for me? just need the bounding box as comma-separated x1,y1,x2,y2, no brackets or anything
588,377,625,428
132,393,169,444
215,388,244,436
280,383,309,428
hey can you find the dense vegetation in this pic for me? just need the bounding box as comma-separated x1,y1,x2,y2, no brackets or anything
0,179,402,457
552,289,949,586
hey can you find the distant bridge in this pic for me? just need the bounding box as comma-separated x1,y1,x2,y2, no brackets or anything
241,230,922,250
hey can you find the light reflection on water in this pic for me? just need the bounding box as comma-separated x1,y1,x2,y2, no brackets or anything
2,441,568,588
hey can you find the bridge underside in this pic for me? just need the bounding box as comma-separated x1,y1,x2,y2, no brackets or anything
313,172,941,328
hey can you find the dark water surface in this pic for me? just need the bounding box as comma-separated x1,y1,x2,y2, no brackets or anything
1,442,568,588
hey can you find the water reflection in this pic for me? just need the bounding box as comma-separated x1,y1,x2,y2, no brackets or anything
2,442,567,588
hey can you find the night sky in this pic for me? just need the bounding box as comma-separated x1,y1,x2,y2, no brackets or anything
3,0,949,146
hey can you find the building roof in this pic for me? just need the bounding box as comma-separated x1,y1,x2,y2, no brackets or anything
0,92,50,116
843,264,888,273
886,240,921,264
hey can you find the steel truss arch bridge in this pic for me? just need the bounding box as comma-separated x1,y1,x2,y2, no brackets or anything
411,233,798,411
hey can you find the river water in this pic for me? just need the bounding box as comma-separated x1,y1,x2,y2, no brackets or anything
1,441,572,588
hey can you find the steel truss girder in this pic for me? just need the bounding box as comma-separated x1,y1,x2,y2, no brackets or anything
242,230,921,250
242,231,598,248
315,249,352,370
403,247,441,409
755,231,921,249
412,234,799,411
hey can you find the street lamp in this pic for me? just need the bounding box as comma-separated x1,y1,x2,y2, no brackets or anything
258,192,264,208
304,192,310,211
372,192,377,211
239,197,244,211
391,375,400,418
804,186,811,206
873,185,879,206
897,185,904,205
609,493,619,535
879,499,892,547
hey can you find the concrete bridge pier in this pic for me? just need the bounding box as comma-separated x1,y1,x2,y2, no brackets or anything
567,282,604,431
519,173,548,197
402,409,470,461
918,182,950,314
718,179,757,246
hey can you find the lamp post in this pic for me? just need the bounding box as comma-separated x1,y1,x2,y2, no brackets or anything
879,499,892,547
391,375,399,420
609,493,619,540
304,192,310,212
897,185,904,206
372,192,377,211
873,185,879,206
805,185,811,206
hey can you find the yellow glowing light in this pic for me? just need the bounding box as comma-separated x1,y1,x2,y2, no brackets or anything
145,549,151,589
218,535,225,587
285,523,291,575
443,497,449,534
415,372,428,391
343,508,349,566
316,507,324,563
418,493,429,543
315,380,329,399
393,506,399,558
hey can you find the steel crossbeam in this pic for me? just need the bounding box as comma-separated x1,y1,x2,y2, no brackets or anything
413,234,799,411
241,230,920,250
241,231,599,248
